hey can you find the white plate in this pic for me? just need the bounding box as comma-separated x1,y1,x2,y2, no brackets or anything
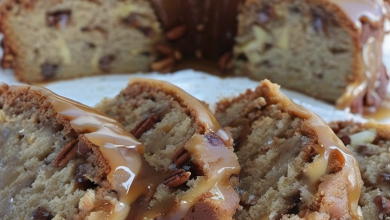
1,35,390,124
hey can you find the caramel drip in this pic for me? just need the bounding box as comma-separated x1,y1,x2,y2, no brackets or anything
128,78,223,133
124,79,240,219
330,0,388,112
278,90,363,219
8,81,239,219
329,0,386,29
9,85,147,219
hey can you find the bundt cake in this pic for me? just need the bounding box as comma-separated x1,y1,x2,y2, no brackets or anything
1,0,388,113
215,80,363,219
95,78,241,219
330,120,390,220
0,82,240,219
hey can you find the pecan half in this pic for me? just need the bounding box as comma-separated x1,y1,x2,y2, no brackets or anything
131,114,158,139
172,147,191,168
155,44,174,56
53,139,78,167
163,169,191,188
151,57,175,72
166,25,187,41
218,52,233,72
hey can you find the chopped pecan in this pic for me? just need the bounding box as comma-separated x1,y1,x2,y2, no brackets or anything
53,139,78,167
218,52,233,72
155,44,174,56
374,196,390,214
339,135,351,145
47,10,71,29
41,63,58,80
172,147,191,168
151,57,175,72
131,114,158,139
99,55,115,72
163,169,191,188
166,24,187,41
31,207,54,220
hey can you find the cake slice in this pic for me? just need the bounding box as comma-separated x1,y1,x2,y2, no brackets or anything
0,0,161,82
233,0,389,113
0,83,147,219
95,78,240,219
330,120,390,219
215,80,363,219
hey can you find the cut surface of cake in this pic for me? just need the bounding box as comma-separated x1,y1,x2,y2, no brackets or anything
0,83,148,219
330,120,390,220
95,78,240,219
233,0,389,113
0,0,161,82
215,80,363,219
1,0,389,113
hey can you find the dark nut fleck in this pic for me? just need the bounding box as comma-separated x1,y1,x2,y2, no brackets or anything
218,52,233,72
163,169,191,188
205,133,225,147
74,165,97,190
47,10,71,29
41,63,58,80
31,207,54,220
99,55,115,72
374,196,390,214
122,13,154,36
339,135,351,145
77,138,91,157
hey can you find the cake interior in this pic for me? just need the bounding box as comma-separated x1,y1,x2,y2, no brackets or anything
331,121,390,220
216,84,354,219
96,83,205,216
233,0,354,103
0,89,114,220
3,0,159,81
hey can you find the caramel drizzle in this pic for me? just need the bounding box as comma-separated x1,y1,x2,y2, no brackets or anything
273,83,362,220
7,85,144,219
9,80,239,219
126,78,240,219
330,0,388,112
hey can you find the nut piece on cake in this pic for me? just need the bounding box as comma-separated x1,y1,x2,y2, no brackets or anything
215,80,363,219
95,78,241,219
330,120,390,220
0,83,148,219
233,0,389,113
0,0,161,82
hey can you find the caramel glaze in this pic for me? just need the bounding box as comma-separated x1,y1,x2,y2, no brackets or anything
5,81,240,219
260,80,363,219
6,85,145,220
149,0,244,60
330,0,389,113
124,78,240,219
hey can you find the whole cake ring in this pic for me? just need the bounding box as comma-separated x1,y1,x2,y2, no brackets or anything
0,0,389,113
